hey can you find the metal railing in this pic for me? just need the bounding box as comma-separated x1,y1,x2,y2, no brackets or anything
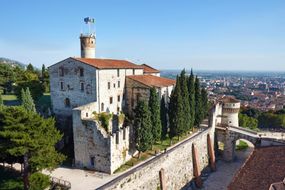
50,177,71,190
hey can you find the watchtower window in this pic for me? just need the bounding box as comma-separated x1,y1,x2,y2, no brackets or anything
59,67,64,77
108,82,111,90
118,81,120,88
110,97,113,104
79,68,84,77
132,69,135,75
101,103,104,112
64,98,70,107
118,95,121,102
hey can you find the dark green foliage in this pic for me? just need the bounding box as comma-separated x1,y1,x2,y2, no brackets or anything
15,80,44,101
239,113,258,130
149,87,162,143
0,166,23,190
98,112,112,132
26,63,34,73
0,64,15,87
169,76,184,138
179,69,191,131
188,69,195,128
201,88,209,119
160,97,168,140
134,100,153,155
258,112,285,128
0,106,65,189
21,88,36,112
29,173,50,190
0,93,3,106
194,76,203,125
241,108,261,119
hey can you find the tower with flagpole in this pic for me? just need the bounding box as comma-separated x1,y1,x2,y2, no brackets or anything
80,17,96,58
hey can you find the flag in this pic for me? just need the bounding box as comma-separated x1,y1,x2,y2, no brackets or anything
84,17,95,24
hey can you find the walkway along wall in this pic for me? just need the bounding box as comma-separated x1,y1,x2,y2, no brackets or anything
98,106,218,190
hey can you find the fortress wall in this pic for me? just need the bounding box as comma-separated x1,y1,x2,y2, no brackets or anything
99,123,215,190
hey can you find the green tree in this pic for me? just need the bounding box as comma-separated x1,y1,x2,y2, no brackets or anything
41,64,46,79
194,76,203,126
15,80,44,101
169,76,184,139
160,97,168,140
0,92,3,106
134,100,153,158
239,113,258,130
201,88,208,119
0,106,65,190
26,63,34,73
179,69,191,131
188,69,195,129
148,87,162,143
21,88,36,112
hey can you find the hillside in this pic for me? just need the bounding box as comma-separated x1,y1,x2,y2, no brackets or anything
0,57,26,68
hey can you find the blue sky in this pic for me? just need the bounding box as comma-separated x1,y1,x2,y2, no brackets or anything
0,0,285,71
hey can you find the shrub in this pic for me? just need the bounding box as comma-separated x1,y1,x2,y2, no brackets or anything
29,173,50,190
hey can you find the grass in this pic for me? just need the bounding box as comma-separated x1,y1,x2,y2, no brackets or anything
236,140,249,151
114,128,198,174
2,94,18,101
0,166,23,190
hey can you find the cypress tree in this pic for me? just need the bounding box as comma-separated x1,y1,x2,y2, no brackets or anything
169,76,184,139
160,97,168,140
149,87,162,143
201,88,208,119
188,69,195,129
180,69,191,132
41,64,46,79
194,76,203,126
21,87,36,112
134,100,153,158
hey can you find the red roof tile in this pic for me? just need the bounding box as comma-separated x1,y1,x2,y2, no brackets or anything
141,64,160,73
127,75,175,88
228,146,285,190
73,57,144,69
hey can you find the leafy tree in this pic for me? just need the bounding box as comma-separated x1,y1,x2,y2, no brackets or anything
0,64,15,93
134,100,153,158
15,80,44,101
169,76,184,139
0,106,65,190
201,88,209,119
29,172,50,190
0,93,3,106
21,88,36,112
188,69,195,129
258,112,285,128
41,64,46,78
241,108,261,119
160,97,168,140
239,113,258,130
148,87,162,143
179,69,191,131
194,76,203,126
26,63,34,73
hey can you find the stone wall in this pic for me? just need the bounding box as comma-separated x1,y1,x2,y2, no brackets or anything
73,103,133,173
98,119,216,190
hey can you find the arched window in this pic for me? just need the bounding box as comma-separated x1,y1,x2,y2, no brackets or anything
65,98,70,107
101,103,104,112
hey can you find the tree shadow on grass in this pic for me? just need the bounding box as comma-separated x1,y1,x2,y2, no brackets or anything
0,166,23,190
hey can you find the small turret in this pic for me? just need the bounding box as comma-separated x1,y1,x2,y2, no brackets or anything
80,17,96,58
221,96,240,127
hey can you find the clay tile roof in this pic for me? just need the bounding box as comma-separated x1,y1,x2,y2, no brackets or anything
127,75,176,88
73,57,144,69
228,146,285,190
141,64,160,73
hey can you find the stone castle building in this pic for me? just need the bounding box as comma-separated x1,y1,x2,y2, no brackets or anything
48,29,175,173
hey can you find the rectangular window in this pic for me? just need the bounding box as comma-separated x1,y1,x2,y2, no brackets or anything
59,67,64,76
118,95,121,102
113,83,116,88
80,82,84,91
60,81,64,90
79,68,84,77
90,157,95,167
118,81,120,88
117,107,120,112
110,97,113,104
117,69,120,77
108,82,110,89
132,69,135,75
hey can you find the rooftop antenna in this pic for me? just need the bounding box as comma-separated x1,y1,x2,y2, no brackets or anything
84,17,95,35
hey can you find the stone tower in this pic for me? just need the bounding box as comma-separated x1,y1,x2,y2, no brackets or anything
221,97,240,127
80,34,96,58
